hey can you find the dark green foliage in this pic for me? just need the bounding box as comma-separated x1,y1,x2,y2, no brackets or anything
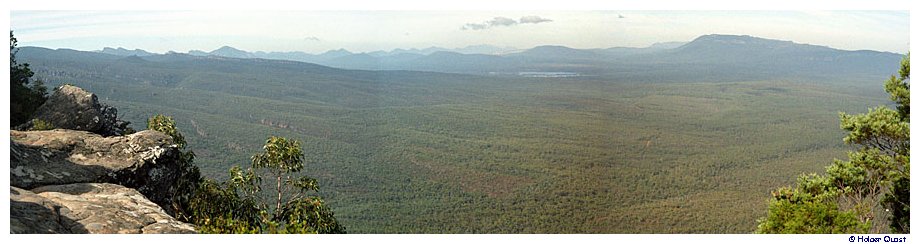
758,55,909,234
879,53,909,233
188,179,262,234
148,114,188,148
188,136,344,234
171,153,201,219
252,136,305,173
251,136,344,233
277,197,346,234
251,136,307,215
885,54,910,120
28,118,55,131
840,108,908,154
147,114,344,233
883,175,909,233
146,114,201,219
10,31,47,125
756,174,869,234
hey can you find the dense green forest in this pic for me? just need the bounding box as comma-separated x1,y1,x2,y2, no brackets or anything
18,46,894,233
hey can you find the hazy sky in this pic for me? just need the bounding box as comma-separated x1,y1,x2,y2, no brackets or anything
10,11,909,54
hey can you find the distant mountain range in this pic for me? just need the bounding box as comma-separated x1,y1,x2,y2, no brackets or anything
76,34,903,80
95,42,684,70
106,44,520,65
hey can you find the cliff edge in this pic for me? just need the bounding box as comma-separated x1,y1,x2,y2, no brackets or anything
10,85,196,234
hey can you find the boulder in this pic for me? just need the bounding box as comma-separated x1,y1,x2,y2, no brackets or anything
18,84,130,136
11,129,184,214
11,184,196,234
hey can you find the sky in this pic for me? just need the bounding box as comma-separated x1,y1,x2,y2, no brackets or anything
10,11,910,54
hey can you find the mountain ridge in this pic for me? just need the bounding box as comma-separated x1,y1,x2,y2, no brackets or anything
91,34,902,69
37,34,904,79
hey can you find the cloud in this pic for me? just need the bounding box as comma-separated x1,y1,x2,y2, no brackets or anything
462,23,488,30
487,17,518,26
303,36,320,41
461,16,551,30
520,16,552,24
462,17,516,30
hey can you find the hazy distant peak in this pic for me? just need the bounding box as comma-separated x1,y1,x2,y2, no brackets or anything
320,48,353,57
101,47,125,52
426,51,465,56
646,41,686,49
453,44,516,55
685,34,798,47
518,45,597,56
187,50,210,56
420,46,447,52
213,45,240,51
694,34,759,41
98,47,155,56
531,45,571,49
211,45,249,53
209,46,255,58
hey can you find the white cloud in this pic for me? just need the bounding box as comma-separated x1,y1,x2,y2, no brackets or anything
520,16,552,24
461,15,553,30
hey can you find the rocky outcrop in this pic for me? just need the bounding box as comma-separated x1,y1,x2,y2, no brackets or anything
10,85,196,234
11,129,184,216
11,184,196,234
17,84,130,136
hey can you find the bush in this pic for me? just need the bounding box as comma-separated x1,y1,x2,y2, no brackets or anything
29,119,55,131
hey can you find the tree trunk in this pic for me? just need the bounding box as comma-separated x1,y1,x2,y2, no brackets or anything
276,172,283,218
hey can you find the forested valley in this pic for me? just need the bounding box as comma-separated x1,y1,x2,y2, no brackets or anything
15,35,903,233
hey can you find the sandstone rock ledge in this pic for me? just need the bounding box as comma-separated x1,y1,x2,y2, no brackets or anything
11,183,196,234
11,129,183,214
10,84,196,234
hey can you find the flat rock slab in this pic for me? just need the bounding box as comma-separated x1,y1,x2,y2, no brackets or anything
11,129,182,212
12,183,196,234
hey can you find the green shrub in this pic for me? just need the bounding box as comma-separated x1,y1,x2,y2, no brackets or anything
29,118,55,131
